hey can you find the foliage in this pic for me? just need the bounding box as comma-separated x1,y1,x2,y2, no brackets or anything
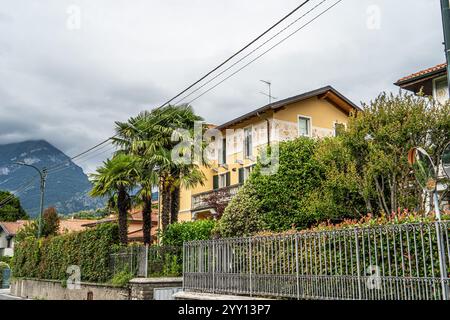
114,105,206,233
148,245,183,277
90,154,136,244
204,188,231,218
41,207,60,237
217,138,321,236
217,92,450,237
14,220,38,242
110,270,134,287
0,190,28,221
214,182,264,237
69,208,109,220
305,138,366,222
13,223,119,283
162,220,216,246
0,256,11,265
343,92,450,213
0,261,9,286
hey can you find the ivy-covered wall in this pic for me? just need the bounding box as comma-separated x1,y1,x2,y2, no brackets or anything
13,223,119,283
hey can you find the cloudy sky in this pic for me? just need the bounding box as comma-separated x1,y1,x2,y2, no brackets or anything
0,0,444,173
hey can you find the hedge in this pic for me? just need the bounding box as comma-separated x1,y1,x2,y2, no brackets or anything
162,220,216,246
13,223,119,283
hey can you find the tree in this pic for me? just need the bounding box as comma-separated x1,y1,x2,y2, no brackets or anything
114,105,206,235
204,188,231,219
41,207,60,237
217,92,450,237
217,138,328,234
0,191,28,221
342,92,450,214
90,154,136,244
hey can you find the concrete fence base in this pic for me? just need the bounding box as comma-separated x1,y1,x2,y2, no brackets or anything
129,277,183,300
173,291,272,300
11,278,129,300
11,277,183,300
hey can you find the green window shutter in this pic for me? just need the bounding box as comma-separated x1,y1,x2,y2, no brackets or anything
213,175,219,190
238,168,244,184
226,172,231,187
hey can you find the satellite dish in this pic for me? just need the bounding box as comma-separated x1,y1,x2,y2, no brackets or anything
408,147,437,192
442,142,450,179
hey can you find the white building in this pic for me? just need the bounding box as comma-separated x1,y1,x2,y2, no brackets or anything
0,221,28,257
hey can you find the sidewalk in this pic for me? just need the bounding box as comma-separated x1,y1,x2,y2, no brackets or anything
0,288,23,300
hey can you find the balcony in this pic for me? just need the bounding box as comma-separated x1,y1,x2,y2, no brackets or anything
191,184,243,211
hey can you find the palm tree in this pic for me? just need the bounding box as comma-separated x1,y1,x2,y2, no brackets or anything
114,105,207,233
90,154,137,245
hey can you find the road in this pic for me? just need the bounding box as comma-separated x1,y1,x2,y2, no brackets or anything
0,289,23,300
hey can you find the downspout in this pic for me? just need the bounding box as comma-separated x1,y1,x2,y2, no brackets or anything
256,112,271,147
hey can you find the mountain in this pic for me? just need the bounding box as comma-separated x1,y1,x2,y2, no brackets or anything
0,140,106,216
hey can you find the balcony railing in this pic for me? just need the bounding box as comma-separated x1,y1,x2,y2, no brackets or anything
191,184,242,211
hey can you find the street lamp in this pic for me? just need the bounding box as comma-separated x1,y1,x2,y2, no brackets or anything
14,162,47,238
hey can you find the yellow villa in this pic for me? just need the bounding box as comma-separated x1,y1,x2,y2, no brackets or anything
177,85,361,222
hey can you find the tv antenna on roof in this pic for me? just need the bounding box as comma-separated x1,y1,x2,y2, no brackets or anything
260,80,277,104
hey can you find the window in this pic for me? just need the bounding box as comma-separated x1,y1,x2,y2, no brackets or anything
433,76,449,104
244,166,254,181
298,116,311,137
215,172,230,189
218,174,227,188
334,123,345,137
219,138,227,164
244,127,253,158
238,165,255,184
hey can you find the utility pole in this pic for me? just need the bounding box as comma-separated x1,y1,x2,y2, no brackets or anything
15,162,47,238
440,0,450,92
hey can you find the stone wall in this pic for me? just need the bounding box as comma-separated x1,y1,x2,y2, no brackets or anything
129,277,182,300
11,278,129,300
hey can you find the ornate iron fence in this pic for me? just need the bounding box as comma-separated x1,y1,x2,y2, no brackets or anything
109,245,182,278
183,222,450,300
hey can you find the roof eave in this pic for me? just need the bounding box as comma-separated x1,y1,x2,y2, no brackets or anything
395,69,447,87
216,86,359,130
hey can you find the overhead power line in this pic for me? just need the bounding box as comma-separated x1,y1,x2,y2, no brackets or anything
36,0,342,179
42,0,316,169
186,0,344,105
157,0,313,109
174,0,328,105
0,176,39,209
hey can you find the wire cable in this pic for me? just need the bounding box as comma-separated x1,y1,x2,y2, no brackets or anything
186,0,343,105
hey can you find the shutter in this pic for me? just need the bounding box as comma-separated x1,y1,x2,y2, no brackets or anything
238,168,244,184
222,138,227,164
226,172,231,187
213,175,219,190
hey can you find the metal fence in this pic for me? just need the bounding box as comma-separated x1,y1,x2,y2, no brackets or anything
183,222,450,300
110,245,182,278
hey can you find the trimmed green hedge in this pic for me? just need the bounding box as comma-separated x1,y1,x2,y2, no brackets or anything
162,220,216,246
13,223,119,283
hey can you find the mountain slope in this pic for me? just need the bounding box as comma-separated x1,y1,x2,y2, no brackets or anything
0,140,105,216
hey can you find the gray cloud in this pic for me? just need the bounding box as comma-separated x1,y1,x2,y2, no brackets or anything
0,0,445,174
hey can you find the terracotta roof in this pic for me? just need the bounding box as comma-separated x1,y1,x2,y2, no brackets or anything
81,209,158,227
395,63,447,85
0,219,93,236
128,225,158,241
59,219,92,233
0,220,29,236
215,86,360,130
